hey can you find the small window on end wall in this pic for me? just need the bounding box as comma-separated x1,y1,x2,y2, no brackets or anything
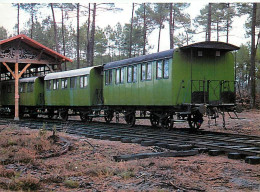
80,75,88,88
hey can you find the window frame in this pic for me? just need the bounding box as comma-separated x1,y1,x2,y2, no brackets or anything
141,63,146,81
70,77,77,89
127,66,133,83
46,80,52,91
53,79,59,90
27,82,34,92
61,78,68,89
146,62,152,80
116,68,120,84
120,67,124,84
80,75,88,88
163,59,169,79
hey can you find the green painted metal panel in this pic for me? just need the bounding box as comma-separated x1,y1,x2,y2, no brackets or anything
103,49,235,107
44,67,102,107
0,77,44,107
104,59,174,106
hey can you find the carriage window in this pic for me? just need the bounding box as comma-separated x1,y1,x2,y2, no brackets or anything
109,70,112,84
61,78,68,89
141,63,146,81
120,68,124,83
46,80,51,90
133,65,137,82
163,59,169,78
116,68,120,84
80,75,88,88
70,77,77,88
27,82,34,92
198,51,203,56
53,79,59,90
157,60,163,79
105,70,112,85
127,66,132,83
216,51,220,56
147,62,152,80
105,71,109,85
19,83,26,93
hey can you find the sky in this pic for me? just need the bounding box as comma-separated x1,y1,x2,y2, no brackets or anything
0,1,251,52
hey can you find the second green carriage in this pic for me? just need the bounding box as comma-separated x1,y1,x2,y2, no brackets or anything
44,66,103,120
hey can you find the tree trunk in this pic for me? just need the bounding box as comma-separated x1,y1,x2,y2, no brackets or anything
169,3,173,49
157,22,162,52
143,3,146,55
86,3,91,67
50,4,59,53
77,3,80,69
61,4,66,70
250,3,257,108
30,5,34,39
129,3,134,58
217,21,219,41
207,3,212,41
17,3,20,35
226,3,230,43
89,3,96,66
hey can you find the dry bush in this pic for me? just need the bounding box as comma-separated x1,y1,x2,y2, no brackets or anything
8,175,41,191
86,164,115,177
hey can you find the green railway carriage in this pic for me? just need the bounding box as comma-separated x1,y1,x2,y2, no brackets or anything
44,66,103,120
103,41,239,128
0,76,44,117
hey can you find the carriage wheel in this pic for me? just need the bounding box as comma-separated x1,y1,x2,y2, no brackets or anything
125,113,136,127
105,112,113,123
48,109,54,119
188,113,203,130
150,113,159,128
162,117,173,130
60,111,68,121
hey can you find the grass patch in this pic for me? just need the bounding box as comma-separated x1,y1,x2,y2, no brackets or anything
64,179,79,188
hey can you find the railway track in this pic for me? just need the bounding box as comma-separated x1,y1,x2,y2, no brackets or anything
1,117,260,164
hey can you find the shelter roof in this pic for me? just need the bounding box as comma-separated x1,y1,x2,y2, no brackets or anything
180,41,240,51
44,66,102,80
104,49,174,70
0,34,72,62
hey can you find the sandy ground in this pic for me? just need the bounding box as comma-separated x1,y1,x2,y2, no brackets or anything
0,110,259,191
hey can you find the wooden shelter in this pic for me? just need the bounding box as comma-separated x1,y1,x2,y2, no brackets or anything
0,34,72,120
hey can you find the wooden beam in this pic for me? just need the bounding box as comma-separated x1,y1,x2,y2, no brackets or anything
45,63,54,73
0,58,60,65
2,62,15,78
37,49,45,61
18,63,31,78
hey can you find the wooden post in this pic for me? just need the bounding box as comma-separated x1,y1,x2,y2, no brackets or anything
14,63,19,120
2,62,31,120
